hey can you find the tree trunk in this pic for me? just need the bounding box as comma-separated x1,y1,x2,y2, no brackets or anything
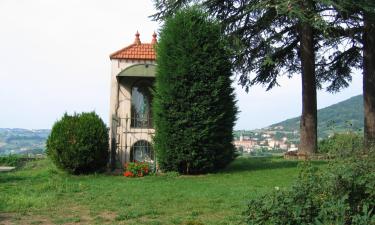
363,11,375,148
299,21,317,154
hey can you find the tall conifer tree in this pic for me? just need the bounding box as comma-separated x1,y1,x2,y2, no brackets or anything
319,0,375,146
153,7,238,174
153,0,365,154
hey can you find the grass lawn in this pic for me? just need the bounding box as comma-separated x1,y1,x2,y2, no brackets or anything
0,157,326,225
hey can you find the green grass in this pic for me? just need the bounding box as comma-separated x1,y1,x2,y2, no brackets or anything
0,157,326,225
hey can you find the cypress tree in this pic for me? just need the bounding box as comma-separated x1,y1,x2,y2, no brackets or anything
153,7,238,174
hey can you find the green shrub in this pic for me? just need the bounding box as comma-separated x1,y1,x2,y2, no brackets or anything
245,151,375,224
0,154,22,167
46,112,109,174
318,132,363,157
153,7,238,174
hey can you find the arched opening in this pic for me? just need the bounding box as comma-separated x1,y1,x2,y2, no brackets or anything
117,64,156,77
131,79,153,128
130,140,154,162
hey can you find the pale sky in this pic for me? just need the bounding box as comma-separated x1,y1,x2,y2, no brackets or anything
0,0,362,130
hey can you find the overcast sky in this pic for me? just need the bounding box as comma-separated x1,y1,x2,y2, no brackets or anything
0,0,362,130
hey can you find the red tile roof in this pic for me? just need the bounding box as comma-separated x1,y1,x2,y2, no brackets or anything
110,31,157,60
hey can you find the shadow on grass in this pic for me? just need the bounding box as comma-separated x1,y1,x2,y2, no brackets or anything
221,157,327,174
0,174,26,183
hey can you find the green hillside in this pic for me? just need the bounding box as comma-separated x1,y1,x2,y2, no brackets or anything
0,128,49,155
271,95,363,138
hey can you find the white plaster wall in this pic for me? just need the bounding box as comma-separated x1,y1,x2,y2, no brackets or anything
109,59,156,166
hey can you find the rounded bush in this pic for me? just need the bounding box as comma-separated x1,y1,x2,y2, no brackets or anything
46,112,109,174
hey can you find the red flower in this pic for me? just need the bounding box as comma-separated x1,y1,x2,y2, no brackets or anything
123,162,151,177
124,171,134,177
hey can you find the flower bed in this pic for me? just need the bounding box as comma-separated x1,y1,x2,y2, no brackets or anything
123,161,150,177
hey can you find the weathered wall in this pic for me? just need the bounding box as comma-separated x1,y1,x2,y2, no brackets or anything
109,59,156,167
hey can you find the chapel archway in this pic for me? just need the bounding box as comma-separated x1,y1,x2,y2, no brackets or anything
131,79,153,128
130,140,154,162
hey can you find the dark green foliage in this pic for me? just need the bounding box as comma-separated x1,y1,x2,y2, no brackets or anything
245,151,375,224
46,112,109,174
318,132,363,157
0,154,23,167
153,0,358,93
153,7,238,174
152,0,362,155
317,0,375,146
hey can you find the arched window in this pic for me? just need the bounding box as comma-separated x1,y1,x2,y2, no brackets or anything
131,80,153,128
130,140,154,162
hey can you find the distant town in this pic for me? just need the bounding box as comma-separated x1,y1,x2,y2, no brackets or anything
233,126,299,154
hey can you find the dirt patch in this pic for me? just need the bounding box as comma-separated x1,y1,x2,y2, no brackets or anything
0,205,103,225
98,211,117,221
0,213,13,225
0,213,51,225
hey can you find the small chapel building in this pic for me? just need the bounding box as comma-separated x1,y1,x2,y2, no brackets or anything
108,32,157,168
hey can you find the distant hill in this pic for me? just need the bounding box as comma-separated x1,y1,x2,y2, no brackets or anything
1,95,364,155
0,128,50,155
271,95,363,138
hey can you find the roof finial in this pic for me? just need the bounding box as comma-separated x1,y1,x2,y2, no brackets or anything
134,31,141,45
151,31,157,44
